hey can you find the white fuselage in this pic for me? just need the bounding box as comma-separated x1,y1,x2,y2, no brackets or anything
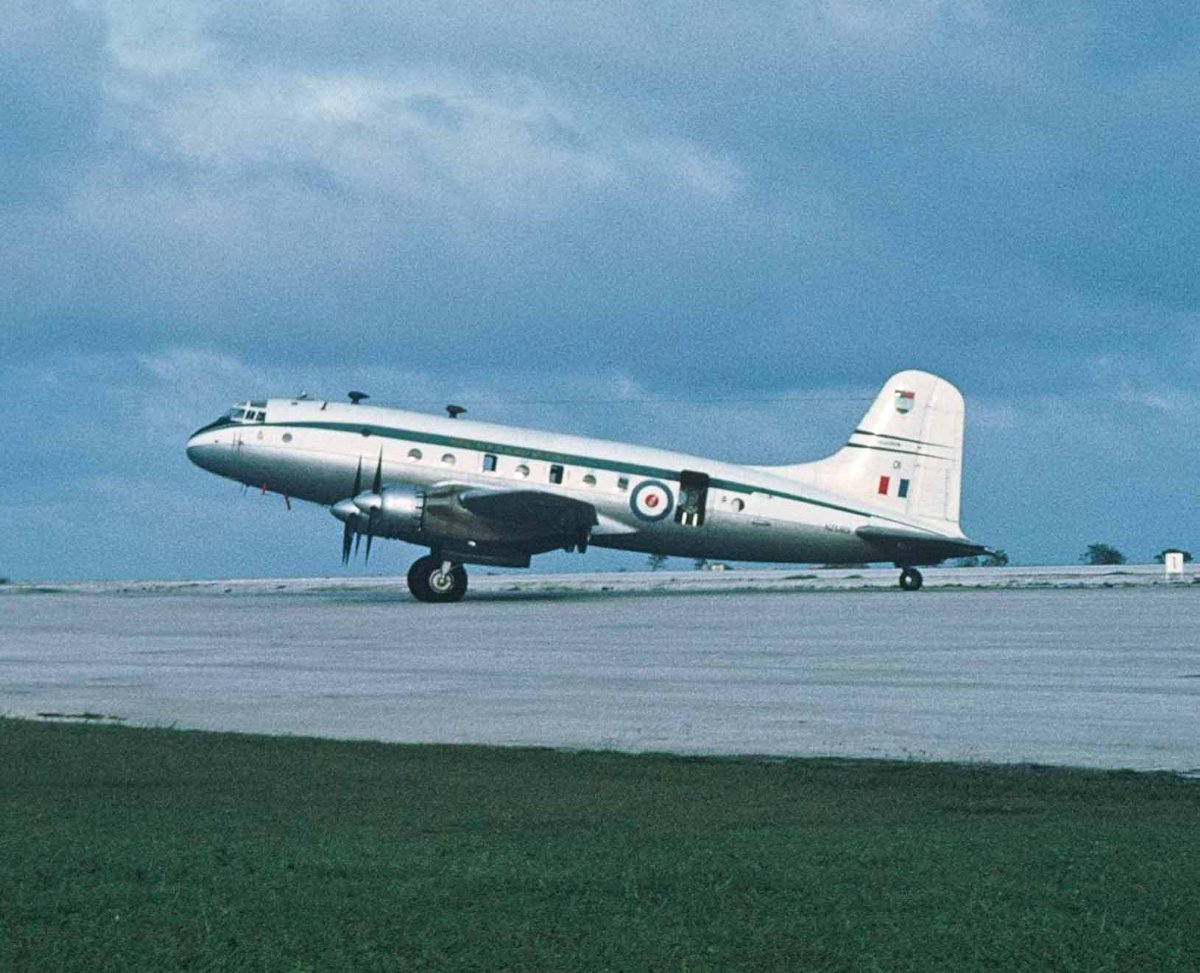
186,396,966,565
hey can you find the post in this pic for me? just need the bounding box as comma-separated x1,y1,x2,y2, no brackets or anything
1164,551,1185,579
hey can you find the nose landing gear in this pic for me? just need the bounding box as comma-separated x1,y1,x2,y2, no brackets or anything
898,567,924,591
408,555,468,603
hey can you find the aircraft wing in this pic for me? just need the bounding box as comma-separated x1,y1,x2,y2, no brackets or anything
450,485,636,536
856,524,989,566
457,488,599,534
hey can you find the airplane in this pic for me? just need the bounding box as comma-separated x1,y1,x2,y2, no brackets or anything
186,369,989,602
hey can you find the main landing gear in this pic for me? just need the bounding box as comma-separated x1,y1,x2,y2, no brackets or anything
898,567,924,592
407,555,468,603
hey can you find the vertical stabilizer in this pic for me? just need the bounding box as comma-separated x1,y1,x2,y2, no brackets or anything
764,370,966,533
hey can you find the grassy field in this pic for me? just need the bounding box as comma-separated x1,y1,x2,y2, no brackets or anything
1,719,1197,971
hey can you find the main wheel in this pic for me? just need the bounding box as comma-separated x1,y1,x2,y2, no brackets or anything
899,567,923,591
407,555,468,603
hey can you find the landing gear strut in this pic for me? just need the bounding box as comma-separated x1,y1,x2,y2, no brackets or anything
898,567,924,592
407,555,468,603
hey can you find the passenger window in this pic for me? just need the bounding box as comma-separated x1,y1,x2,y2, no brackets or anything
442,453,456,466
549,464,564,484
582,474,597,487
482,454,498,473
617,476,629,491
516,464,530,478
408,448,423,461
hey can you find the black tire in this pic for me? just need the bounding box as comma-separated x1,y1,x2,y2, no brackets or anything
899,567,923,591
407,557,433,601
407,555,468,603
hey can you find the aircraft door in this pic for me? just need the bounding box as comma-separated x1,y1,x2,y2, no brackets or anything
675,470,710,527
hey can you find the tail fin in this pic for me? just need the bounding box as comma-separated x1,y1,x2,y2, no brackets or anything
767,370,966,532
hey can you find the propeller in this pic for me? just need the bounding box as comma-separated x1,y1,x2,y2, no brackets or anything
333,450,386,565
341,458,363,565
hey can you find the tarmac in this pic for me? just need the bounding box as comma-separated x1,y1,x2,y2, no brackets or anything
2,567,1197,772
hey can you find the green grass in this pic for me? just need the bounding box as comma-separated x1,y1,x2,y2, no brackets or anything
1,719,1197,971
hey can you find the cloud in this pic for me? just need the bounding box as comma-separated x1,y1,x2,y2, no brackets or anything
1,2,747,368
1113,384,1200,416
3,2,1198,577
153,70,740,211
14,1,1194,380
0,2,105,201
83,0,745,222
80,0,213,77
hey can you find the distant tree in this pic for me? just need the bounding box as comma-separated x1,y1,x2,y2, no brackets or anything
693,558,709,571
1082,543,1126,566
951,556,980,568
647,553,669,571
1154,549,1193,563
981,549,1010,567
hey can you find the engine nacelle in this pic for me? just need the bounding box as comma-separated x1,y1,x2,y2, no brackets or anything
345,485,426,538
333,483,573,558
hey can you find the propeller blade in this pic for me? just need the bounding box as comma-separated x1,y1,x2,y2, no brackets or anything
372,450,383,495
355,532,362,557
338,460,365,566
356,451,384,565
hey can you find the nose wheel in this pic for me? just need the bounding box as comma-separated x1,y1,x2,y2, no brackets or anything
408,555,468,603
899,567,924,591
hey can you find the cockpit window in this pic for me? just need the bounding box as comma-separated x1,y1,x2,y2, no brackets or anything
224,405,267,423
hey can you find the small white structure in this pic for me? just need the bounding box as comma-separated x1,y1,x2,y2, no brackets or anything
1164,551,1185,578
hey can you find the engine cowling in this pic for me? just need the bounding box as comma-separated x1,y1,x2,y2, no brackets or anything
330,485,426,539
356,485,425,537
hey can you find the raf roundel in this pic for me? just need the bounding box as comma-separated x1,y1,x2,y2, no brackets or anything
629,479,675,522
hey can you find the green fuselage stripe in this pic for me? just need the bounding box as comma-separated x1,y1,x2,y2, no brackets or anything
843,442,926,459
252,419,938,535
853,428,955,450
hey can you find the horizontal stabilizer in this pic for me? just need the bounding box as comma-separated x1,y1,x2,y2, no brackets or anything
856,524,988,566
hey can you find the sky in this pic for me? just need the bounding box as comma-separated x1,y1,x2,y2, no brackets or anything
2,1,1197,581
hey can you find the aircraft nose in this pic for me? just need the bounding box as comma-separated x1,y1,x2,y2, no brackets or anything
186,427,224,474
186,439,213,472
